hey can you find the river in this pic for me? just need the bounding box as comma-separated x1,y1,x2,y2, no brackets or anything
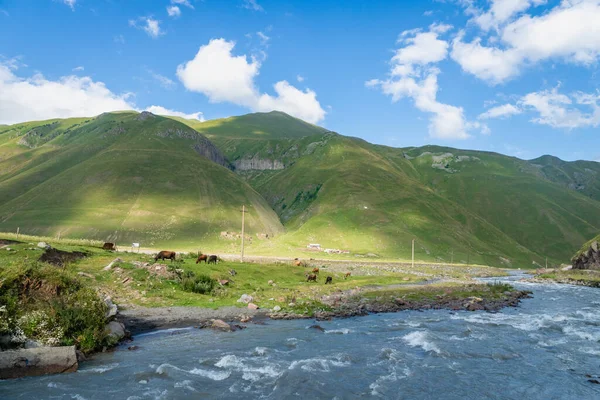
2,273,600,399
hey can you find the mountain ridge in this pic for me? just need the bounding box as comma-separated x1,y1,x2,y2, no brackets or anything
1,110,599,267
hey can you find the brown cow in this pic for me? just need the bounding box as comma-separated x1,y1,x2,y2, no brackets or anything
102,242,116,251
208,255,218,264
344,272,351,279
306,273,317,282
155,250,176,262
312,267,320,274
293,260,302,267
325,276,333,284
196,253,208,264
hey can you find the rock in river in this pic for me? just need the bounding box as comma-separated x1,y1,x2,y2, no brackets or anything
0,346,78,379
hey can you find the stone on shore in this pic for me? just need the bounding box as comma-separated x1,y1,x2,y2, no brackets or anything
247,303,259,310
37,242,51,250
0,346,78,380
273,306,281,312
106,321,128,341
237,294,253,304
104,297,118,320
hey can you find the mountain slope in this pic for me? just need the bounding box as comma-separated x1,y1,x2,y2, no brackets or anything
0,112,283,249
180,113,600,267
2,110,600,267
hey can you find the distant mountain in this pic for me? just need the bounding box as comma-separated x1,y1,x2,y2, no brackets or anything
1,110,599,267
0,111,283,249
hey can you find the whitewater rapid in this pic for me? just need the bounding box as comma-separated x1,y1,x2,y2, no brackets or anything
2,273,600,399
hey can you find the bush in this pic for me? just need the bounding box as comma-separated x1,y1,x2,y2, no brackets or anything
181,273,217,294
0,260,109,353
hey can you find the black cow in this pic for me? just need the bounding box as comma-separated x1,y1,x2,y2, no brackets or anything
208,255,218,264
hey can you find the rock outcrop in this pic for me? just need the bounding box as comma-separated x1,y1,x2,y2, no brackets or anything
233,156,284,171
572,238,600,270
0,346,78,379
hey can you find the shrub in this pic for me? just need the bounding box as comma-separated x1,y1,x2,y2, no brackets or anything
0,260,110,353
181,274,217,294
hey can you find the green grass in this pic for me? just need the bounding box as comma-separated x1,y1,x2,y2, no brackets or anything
538,269,600,285
0,112,283,250
2,111,600,268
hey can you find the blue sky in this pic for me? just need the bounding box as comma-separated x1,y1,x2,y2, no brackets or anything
0,0,598,162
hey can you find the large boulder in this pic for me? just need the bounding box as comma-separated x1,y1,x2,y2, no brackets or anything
0,346,78,379
105,321,128,342
572,237,600,270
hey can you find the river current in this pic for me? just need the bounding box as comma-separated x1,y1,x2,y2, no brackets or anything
2,273,600,399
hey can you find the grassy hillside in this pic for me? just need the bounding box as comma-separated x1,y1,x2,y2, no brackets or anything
0,112,283,250
2,110,600,267
529,155,600,201
176,113,600,267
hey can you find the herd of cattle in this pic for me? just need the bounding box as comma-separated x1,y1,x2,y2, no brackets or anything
102,243,352,285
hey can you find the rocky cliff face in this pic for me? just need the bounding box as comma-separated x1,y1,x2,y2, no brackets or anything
234,156,284,171
155,124,231,169
191,138,231,169
572,239,600,270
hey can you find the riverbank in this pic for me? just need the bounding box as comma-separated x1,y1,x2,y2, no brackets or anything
118,282,532,335
529,269,600,288
0,233,526,378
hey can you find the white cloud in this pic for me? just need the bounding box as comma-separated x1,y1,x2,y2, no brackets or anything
147,69,176,89
368,24,484,140
453,0,600,84
144,105,204,121
63,0,76,10
393,26,451,68
0,61,200,125
472,0,547,31
176,38,326,123
172,0,194,9
479,86,600,129
0,9,9,16
423,10,434,16
520,86,600,129
167,6,181,18
0,61,133,125
72,66,85,72
297,75,305,82
479,103,522,119
114,34,125,44
256,31,270,46
129,17,163,39
243,0,264,12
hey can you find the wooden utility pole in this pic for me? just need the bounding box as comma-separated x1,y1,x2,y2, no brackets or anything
545,257,548,269
411,239,415,269
450,249,454,264
16,227,19,239
241,205,247,262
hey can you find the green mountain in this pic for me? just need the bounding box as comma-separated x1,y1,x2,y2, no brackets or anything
0,112,283,249
1,110,600,267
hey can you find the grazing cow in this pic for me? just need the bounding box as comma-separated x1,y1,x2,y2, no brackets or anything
325,276,333,284
306,273,317,282
102,242,116,251
155,250,176,262
208,255,218,264
293,260,302,267
196,253,208,264
344,272,351,279
312,267,320,274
